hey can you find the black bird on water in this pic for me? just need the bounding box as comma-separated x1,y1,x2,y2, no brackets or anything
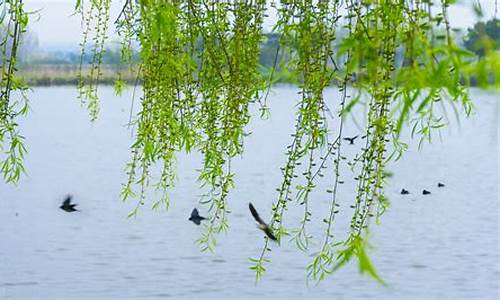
60,195,78,212
437,182,445,187
249,203,277,241
400,188,410,195
343,135,359,145
422,189,431,195
188,208,206,225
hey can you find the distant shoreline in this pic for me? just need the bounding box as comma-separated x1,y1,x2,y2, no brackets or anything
18,64,496,88
18,64,140,86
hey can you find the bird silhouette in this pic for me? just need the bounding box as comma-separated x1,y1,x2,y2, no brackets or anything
60,195,78,212
422,189,431,195
437,182,445,187
188,208,206,225
249,203,277,241
343,135,359,144
400,188,410,195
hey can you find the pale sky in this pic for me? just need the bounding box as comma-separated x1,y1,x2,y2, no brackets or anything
23,0,499,50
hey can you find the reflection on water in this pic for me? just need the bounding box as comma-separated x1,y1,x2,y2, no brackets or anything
0,86,498,299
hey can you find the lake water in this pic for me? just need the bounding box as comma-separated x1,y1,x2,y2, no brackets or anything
0,86,498,299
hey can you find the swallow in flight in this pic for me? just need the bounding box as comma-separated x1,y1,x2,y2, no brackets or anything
60,195,78,212
189,208,206,225
249,203,277,241
343,135,359,145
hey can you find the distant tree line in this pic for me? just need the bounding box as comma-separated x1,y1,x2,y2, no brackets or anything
463,18,499,56
16,18,498,74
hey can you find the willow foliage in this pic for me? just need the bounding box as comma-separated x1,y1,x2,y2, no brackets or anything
0,0,28,183
1,0,498,283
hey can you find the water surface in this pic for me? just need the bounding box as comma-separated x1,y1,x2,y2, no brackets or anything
0,86,498,299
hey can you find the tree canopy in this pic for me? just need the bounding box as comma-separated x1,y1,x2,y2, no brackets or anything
464,18,499,57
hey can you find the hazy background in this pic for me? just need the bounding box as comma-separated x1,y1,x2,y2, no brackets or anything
24,0,499,50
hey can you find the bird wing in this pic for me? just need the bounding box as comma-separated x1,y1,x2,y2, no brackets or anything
62,196,72,206
352,135,359,140
249,203,265,225
192,218,201,225
191,208,199,218
342,137,351,141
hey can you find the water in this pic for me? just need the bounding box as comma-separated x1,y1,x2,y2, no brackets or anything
0,86,498,299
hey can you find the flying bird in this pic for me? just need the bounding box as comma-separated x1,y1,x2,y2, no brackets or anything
400,188,410,195
437,182,445,187
60,195,78,212
249,203,277,241
422,189,431,195
188,208,206,225
343,135,359,145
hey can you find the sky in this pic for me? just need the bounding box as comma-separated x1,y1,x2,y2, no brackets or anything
22,0,499,50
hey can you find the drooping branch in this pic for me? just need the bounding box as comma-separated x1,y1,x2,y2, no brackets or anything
0,0,29,183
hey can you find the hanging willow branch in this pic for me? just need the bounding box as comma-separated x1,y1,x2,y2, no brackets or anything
77,0,112,120
249,0,476,283
0,0,28,183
